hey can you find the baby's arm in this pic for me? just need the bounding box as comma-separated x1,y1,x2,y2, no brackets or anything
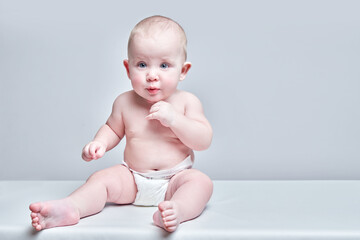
146,93,212,151
82,96,125,161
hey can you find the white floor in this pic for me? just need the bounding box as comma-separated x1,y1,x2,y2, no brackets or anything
1,180,359,240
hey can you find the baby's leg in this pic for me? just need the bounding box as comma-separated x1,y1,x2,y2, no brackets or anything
153,169,213,232
30,165,137,231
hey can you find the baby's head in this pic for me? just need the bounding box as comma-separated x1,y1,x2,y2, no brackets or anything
127,15,188,61
124,16,191,103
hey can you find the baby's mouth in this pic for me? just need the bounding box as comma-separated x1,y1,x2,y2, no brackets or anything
146,87,160,94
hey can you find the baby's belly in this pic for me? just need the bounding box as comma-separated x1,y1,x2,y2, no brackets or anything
124,137,192,172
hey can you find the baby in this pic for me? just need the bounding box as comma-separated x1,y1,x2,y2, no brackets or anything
29,15,213,233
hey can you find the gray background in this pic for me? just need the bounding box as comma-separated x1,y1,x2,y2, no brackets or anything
1,0,359,180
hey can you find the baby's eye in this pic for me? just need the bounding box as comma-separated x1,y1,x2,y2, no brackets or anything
138,62,147,68
160,63,169,69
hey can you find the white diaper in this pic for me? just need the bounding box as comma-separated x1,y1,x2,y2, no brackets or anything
123,156,193,206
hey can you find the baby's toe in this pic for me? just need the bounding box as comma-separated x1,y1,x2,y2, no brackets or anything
164,214,176,222
161,209,174,218
158,201,173,211
29,202,42,213
165,224,177,232
35,224,42,231
32,221,44,231
164,219,177,227
32,216,39,223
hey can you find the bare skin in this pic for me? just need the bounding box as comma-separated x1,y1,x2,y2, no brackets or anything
30,198,80,231
30,16,213,232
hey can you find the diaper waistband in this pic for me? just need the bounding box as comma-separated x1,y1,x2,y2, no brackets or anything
123,155,193,180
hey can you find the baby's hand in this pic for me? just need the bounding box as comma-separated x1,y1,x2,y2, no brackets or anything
81,141,106,161
145,101,177,127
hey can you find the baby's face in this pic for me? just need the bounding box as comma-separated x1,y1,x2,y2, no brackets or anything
125,31,187,103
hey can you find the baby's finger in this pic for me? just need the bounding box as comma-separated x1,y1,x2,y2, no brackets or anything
82,153,92,162
89,143,99,158
82,150,92,161
149,105,160,113
95,146,106,158
145,112,158,120
82,145,91,158
150,100,166,111
82,144,89,154
151,101,163,107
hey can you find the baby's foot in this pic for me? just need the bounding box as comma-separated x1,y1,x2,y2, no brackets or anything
29,198,80,231
153,201,181,232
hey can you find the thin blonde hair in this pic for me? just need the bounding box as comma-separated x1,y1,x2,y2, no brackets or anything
127,15,188,60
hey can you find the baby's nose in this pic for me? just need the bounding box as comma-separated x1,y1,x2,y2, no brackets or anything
146,69,159,81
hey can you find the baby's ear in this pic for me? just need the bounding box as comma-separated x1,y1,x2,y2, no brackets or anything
180,62,192,81
123,60,130,79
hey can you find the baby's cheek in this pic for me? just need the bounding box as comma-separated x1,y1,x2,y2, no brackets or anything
130,75,144,88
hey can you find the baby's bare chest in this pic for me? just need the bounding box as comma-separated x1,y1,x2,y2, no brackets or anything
123,107,178,140
126,119,176,139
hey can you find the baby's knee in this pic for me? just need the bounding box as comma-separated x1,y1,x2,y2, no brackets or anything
198,171,213,193
87,171,103,183
87,168,112,183
185,169,213,192
86,165,133,188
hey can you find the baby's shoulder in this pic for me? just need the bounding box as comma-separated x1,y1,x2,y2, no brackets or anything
174,90,199,101
172,90,205,114
115,90,137,101
112,91,135,108
173,90,202,105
